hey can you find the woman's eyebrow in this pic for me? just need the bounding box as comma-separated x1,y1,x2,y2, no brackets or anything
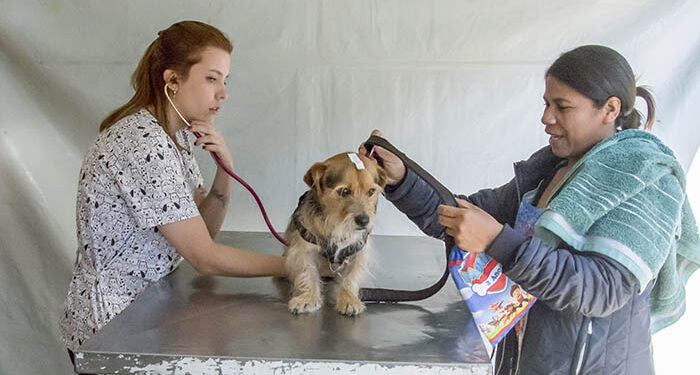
553,98,572,105
544,96,572,105
208,69,229,78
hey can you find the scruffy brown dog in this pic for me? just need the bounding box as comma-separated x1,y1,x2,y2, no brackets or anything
283,152,386,315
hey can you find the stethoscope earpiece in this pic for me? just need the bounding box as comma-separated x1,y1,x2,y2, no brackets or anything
163,84,191,127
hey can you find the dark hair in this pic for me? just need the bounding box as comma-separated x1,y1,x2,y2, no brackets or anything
546,45,655,131
99,21,233,137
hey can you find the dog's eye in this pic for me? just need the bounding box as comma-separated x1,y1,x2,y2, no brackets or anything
367,188,376,196
338,187,351,197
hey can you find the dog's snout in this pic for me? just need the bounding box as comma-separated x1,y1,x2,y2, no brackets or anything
355,214,370,228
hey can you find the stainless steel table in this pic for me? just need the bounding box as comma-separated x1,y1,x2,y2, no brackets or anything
74,232,492,374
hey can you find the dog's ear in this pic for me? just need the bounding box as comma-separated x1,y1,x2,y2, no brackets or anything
304,162,327,189
375,165,387,188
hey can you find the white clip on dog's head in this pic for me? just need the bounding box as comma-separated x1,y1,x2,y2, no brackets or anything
347,153,365,170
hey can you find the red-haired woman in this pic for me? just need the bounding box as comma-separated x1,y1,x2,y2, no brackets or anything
60,21,285,354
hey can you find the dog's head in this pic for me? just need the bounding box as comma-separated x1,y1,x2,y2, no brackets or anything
303,152,387,238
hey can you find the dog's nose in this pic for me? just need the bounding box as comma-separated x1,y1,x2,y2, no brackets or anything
355,214,370,228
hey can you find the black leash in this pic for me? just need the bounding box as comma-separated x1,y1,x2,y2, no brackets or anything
359,135,458,303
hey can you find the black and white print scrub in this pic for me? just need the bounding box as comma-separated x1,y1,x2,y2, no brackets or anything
60,109,204,350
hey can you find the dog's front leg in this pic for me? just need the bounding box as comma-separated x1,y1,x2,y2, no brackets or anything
335,252,367,316
286,246,323,314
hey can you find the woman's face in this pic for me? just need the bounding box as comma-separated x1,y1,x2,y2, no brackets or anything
172,47,230,124
541,75,617,162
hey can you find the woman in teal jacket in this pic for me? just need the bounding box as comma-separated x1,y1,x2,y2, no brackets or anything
362,45,699,374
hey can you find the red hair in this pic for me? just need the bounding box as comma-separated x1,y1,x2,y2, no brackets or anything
99,21,232,138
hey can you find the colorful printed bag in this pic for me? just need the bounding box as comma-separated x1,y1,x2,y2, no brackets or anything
448,194,542,346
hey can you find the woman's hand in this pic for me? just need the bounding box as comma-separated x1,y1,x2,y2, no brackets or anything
438,198,504,253
358,129,406,186
190,120,234,171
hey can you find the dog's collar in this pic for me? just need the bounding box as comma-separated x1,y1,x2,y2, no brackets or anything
334,231,369,265
293,215,369,264
291,192,323,246
296,219,321,246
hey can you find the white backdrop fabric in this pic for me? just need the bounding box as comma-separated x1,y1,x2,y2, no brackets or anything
1,1,699,374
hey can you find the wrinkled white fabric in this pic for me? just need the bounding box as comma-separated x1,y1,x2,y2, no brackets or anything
1,1,699,374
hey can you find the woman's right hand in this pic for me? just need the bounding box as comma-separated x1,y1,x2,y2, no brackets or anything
358,129,406,186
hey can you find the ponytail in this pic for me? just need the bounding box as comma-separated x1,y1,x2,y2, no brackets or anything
637,86,656,130
616,86,656,131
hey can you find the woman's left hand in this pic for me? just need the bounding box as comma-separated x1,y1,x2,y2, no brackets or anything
190,120,234,171
438,198,504,253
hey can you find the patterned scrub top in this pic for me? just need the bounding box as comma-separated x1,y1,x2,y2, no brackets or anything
60,109,204,350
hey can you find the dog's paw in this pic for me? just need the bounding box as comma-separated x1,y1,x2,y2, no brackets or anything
288,294,322,314
336,294,366,316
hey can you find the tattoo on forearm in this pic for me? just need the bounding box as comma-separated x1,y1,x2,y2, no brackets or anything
210,188,229,205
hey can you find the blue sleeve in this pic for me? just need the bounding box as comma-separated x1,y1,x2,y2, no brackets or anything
384,169,445,238
384,169,520,238
486,225,639,317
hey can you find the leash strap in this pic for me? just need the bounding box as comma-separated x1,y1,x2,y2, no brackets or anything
359,135,457,302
